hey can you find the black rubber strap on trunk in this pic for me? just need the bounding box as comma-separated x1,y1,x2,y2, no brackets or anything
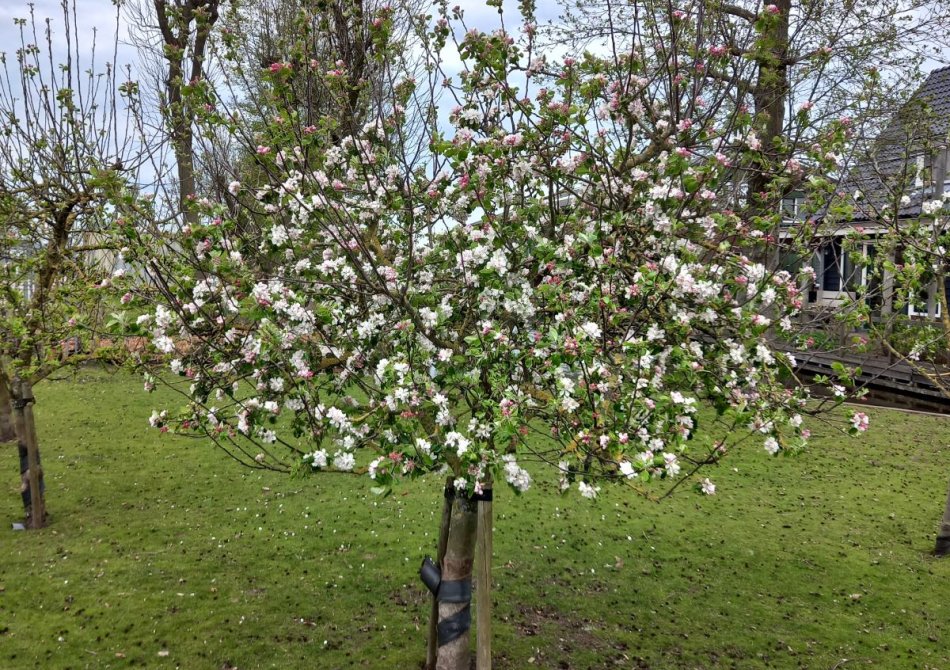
437,578,471,603
438,604,471,646
444,486,493,502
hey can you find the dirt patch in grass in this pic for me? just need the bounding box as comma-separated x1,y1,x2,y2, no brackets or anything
497,604,636,669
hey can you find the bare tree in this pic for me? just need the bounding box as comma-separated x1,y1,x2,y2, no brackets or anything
130,0,221,226
549,0,950,218
0,1,142,521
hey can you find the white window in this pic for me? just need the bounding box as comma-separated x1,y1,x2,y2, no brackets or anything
807,238,874,305
908,285,942,318
781,196,804,221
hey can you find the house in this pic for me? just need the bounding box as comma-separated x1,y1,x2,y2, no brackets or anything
783,66,950,319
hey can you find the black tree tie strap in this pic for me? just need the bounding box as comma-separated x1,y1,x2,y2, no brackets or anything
469,488,492,502
420,556,441,594
437,604,471,646
444,486,493,502
437,578,471,604
419,558,474,646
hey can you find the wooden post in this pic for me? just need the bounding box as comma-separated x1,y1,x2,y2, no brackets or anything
427,480,454,670
476,489,493,670
881,249,896,362
928,281,938,320
936,477,950,556
12,378,45,529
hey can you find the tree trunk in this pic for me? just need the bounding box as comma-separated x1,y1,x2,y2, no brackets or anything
436,494,478,670
173,125,198,227
748,0,790,218
12,379,45,528
936,477,950,556
427,482,454,669
0,374,16,443
153,0,219,229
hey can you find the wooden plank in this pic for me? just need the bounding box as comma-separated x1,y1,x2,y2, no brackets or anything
476,492,493,670
788,350,916,383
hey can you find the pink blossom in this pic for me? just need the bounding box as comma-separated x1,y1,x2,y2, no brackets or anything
850,412,870,432
502,133,523,147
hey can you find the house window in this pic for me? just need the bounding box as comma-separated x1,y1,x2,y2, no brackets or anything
821,240,843,291
781,196,804,221
807,238,868,302
908,283,944,318
859,243,875,287
915,154,932,190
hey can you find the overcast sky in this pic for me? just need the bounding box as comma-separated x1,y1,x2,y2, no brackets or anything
0,1,130,55
0,0,516,75
1,0,944,137
0,0,569,72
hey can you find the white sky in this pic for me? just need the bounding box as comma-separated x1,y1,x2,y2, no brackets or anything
0,0,944,155
0,1,131,58
1,0,944,79
0,1,512,73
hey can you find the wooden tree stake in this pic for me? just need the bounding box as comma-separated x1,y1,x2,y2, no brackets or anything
476,489,493,670
13,379,45,529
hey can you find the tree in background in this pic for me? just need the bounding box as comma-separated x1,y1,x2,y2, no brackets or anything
223,0,427,137
124,0,222,229
552,0,950,219
0,2,141,523
126,0,431,217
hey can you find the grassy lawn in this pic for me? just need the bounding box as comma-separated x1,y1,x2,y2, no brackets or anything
1,368,949,669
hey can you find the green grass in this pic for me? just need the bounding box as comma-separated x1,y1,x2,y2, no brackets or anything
2,368,950,669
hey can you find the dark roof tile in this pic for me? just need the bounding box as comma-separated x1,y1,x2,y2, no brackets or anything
842,67,950,221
